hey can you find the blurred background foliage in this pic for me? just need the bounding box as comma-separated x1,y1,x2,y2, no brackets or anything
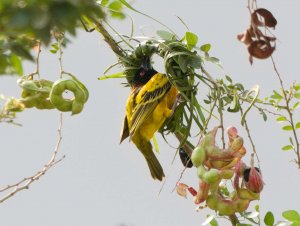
0,0,110,76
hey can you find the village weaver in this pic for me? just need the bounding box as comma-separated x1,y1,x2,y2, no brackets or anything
120,66,178,181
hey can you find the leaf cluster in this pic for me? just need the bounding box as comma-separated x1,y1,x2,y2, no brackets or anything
0,0,105,75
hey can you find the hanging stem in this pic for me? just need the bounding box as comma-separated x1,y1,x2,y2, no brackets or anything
270,56,300,168
91,19,126,58
229,214,240,225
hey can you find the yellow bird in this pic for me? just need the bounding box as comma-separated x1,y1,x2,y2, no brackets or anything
120,67,178,181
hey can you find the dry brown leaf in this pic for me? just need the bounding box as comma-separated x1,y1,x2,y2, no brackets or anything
248,40,275,59
251,11,264,27
237,29,253,45
254,8,277,28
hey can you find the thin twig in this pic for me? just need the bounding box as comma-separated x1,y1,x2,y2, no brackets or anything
240,108,260,167
218,90,226,149
0,114,65,203
270,56,300,168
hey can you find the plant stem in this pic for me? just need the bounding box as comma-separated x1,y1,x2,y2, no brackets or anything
92,19,126,58
271,56,300,168
229,214,240,225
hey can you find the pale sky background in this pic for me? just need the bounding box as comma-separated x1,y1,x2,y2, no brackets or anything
1,1,300,226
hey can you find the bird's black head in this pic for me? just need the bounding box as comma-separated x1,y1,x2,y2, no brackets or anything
132,67,157,86
131,57,157,86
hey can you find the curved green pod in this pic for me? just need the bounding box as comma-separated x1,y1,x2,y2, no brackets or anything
50,78,88,115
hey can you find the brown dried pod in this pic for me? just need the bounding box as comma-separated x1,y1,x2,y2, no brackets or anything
254,8,277,28
248,40,275,59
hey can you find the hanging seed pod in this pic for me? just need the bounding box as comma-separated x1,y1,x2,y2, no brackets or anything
244,167,264,193
248,40,275,59
253,8,277,28
50,78,88,115
191,146,206,167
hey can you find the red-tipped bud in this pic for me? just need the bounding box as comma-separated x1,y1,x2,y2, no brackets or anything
234,161,247,190
227,126,238,140
245,167,264,193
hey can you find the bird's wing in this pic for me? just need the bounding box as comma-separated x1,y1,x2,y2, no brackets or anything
129,76,171,137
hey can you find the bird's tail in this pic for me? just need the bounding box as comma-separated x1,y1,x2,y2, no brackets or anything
133,137,165,181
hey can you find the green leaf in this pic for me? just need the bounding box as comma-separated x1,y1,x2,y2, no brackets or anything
227,93,240,112
187,55,202,68
282,210,300,222
209,218,218,226
157,30,176,41
185,31,198,49
9,54,23,75
293,102,300,110
271,90,283,99
255,205,260,212
98,72,125,80
202,215,215,225
276,116,287,122
11,44,34,61
108,1,125,19
200,43,211,53
294,84,300,91
245,211,259,218
49,49,58,54
282,125,293,131
294,93,300,99
118,0,136,11
264,211,275,225
291,222,300,226
282,145,293,151
177,55,188,73
295,122,300,129
241,85,260,126
261,110,267,121
101,0,110,6
206,56,222,68
225,75,232,83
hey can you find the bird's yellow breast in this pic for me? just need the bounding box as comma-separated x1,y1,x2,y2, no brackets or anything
126,73,178,141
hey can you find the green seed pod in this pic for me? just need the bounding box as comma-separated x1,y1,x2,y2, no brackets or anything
50,78,88,115
238,188,260,200
191,146,206,167
35,98,55,110
230,136,244,152
18,79,39,91
197,165,220,184
206,194,218,211
220,169,234,179
21,94,41,108
236,199,250,213
21,89,36,98
217,200,237,216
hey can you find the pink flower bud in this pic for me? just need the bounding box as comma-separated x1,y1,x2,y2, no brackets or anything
245,167,264,193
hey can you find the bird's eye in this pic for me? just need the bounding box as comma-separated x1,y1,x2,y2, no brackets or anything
139,70,145,77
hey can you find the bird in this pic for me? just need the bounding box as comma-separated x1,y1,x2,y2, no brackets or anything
120,65,178,181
